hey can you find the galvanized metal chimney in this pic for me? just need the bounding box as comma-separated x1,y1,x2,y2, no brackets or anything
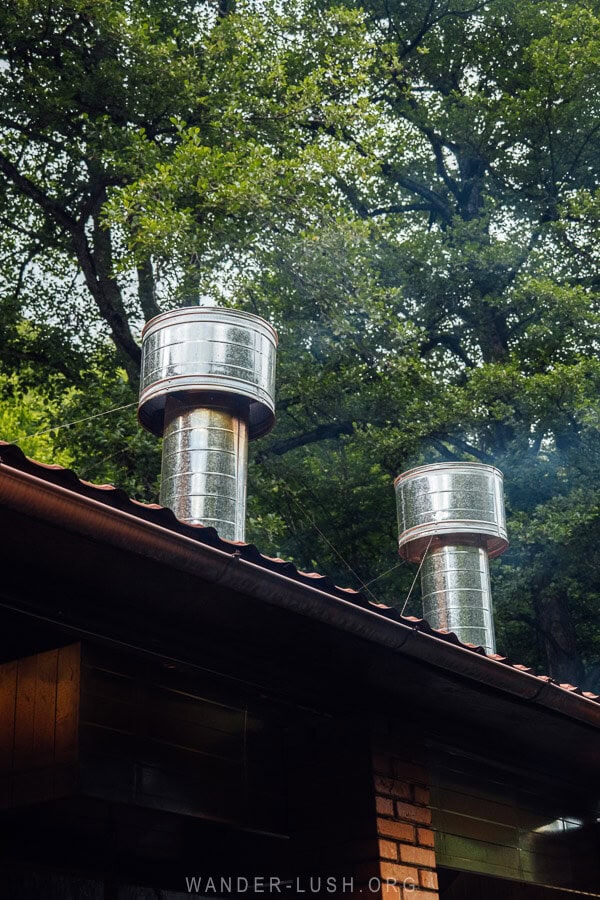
138,306,277,542
394,463,508,654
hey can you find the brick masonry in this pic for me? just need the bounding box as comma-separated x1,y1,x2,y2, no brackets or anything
351,719,439,900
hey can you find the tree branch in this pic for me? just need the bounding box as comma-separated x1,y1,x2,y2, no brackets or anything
90,197,142,378
13,244,41,304
303,118,453,224
368,202,432,217
218,0,235,17
137,257,161,322
0,213,53,246
430,439,460,461
399,0,437,59
389,171,453,225
430,434,494,463
0,117,67,154
0,150,141,377
256,422,354,461
0,149,79,234
512,613,537,629
419,332,476,367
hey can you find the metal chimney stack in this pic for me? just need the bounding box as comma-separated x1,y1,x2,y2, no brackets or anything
138,306,277,542
394,463,508,654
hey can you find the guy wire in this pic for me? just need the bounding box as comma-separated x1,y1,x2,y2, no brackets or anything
288,493,383,605
8,401,137,444
11,406,409,611
401,534,434,618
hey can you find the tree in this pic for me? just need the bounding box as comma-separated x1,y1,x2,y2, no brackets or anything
1,0,599,688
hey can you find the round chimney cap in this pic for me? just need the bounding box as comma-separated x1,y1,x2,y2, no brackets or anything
394,462,508,562
138,306,278,439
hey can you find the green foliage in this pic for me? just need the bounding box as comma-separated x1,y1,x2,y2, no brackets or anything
51,362,161,500
0,376,74,466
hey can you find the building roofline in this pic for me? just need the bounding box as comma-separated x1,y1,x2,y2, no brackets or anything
0,441,598,729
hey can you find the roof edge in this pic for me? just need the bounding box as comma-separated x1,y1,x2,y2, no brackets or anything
0,452,598,730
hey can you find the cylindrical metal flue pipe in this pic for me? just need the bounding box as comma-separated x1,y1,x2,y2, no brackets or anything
420,545,495,653
138,306,277,542
160,399,249,534
394,462,508,654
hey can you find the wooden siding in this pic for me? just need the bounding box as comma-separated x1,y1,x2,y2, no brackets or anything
429,745,600,896
0,645,80,808
78,647,288,832
0,643,287,834
440,869,595,900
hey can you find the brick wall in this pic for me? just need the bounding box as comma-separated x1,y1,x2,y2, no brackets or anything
352,719,439,900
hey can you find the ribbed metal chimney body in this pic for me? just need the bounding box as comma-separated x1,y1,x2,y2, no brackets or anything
138,307,277,542
394,463,508,654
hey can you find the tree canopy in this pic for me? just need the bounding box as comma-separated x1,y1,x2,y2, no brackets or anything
1,0,599,689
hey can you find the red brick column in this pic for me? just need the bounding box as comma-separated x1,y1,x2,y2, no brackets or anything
352,721,439,900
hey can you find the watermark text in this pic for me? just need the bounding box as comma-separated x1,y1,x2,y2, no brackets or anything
185,875,418,894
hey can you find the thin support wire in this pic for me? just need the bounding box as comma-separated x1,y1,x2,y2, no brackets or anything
289,494,382,605
401,535,434,618
362,559,405,588
7,401,138,444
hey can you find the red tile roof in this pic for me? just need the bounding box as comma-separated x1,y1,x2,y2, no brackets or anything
0,441,598,705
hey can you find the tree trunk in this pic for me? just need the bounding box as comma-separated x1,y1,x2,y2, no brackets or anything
535,592,585,687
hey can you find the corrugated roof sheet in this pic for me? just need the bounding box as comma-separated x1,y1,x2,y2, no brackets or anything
0,440,597,704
